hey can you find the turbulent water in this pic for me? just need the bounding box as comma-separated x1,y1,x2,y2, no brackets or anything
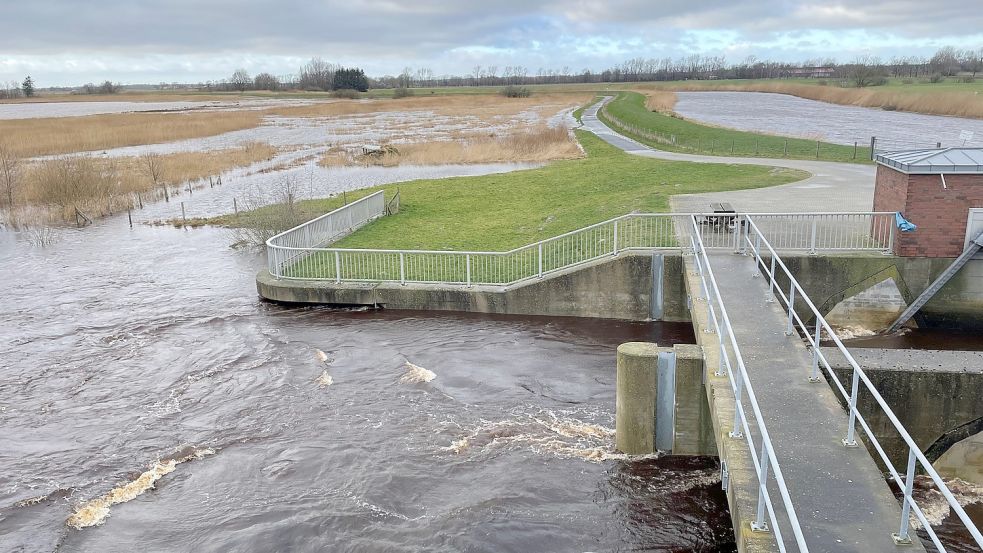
0,210,738,552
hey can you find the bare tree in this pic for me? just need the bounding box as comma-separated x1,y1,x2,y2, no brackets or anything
230,69,251,92
0,142,20,208
142,152,168,202
298,57,335,91
848,55,884,88
253,72,280,91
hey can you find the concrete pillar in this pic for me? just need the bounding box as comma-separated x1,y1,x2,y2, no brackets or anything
672,344,717,456
616,342,668,454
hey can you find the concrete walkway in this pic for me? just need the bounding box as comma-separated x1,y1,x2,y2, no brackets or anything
707,252,921,552
581,98,876,213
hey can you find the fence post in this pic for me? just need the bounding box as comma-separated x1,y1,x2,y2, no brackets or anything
893,448,917,544
466,254,472,287
809,218,818,254
399,252,406,285
816,140,820,159
853,141,858,160
754,139,759,155
785,284,795,336
810,319,822,382
538,243,543,279
334,251,341,284
181,202,186,225
234,198,238,217
783,139,788,157
752,441,771,532
843,367,860,447
870,136,876,160
127,209,132,228
612,220,619,256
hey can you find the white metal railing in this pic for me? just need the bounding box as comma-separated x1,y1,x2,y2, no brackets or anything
688,216,809,553
266,191,386,278
265,211,895,284
743,216,983,551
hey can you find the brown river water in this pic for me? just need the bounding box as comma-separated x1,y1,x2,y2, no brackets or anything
0,213,738,552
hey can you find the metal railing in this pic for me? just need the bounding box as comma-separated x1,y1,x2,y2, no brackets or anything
743,216,983,551
265,211,896,285
267,213,682,285
688,216,809,553
266,191,386,278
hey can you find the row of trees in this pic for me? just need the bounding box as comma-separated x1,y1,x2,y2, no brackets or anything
212,58,368,92
0,77,34,99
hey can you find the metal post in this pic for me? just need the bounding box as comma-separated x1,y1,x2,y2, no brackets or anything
853,141,858,160
466,254,472,287
181,202,186,225
127,209,132,228
399,252,405,285
843,368,860,447
887,217,896,255
752,441,771,532
730,372,744,439
612,220,619,256
768,257,777,301
334,251,341,284
810,320,822,382
816,140,820,159
809,218,818,254
705,297,714,334
716,325,727,377
893,448,917,544
538,243,543,278
785,284,795,336
870,136,876,160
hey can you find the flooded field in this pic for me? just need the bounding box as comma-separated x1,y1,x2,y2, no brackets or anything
0,98,316,120
0,214,741,552
674,91,983,149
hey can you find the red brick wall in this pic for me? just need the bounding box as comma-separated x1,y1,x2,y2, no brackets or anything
876,166,983,257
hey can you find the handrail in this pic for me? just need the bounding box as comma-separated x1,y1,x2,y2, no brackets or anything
264,210,895,284
743,215,983,551
688,215,810,552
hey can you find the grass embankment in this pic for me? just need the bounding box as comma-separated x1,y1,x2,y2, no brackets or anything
214,130,806,251
600,91,871,163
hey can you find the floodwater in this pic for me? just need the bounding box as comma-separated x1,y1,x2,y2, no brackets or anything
674,91,983,149
0,213,741,551
0,98,317,120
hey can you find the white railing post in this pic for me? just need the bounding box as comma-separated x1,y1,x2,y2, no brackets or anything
538,243,543,278
612,220,619,255
334,251,341,284
466,254,472,287
887,215,896,254
893,448,917,544
716,324,728,377
399,252,405,285
809,319,822,382
766,256,776,302
752,440,771,532
843,367,860,447
785,283,796,336
730,370,745,439
809,218,818,254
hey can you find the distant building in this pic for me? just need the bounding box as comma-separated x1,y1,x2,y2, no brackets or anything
785,67,835,79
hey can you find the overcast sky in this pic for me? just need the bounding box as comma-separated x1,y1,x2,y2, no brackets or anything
1,0,982,87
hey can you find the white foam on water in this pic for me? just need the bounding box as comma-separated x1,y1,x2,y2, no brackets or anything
400,362,436,384
315,349,329,363
908,476,983,529
315,370,333,388
66,446,215,530
441,410,651,464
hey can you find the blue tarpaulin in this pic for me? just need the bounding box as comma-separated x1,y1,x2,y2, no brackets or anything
896,212,917,232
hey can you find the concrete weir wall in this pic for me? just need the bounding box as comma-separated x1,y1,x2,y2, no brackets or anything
767,254,983,329
257,251,690,322
822,348,983,475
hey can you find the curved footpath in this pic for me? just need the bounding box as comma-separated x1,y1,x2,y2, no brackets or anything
581,97,876,213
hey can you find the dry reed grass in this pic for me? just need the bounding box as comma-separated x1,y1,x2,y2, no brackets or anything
14,142,275,223
320,126,581,167
0,110,265,157
271,93,589,121
646,82,983,119
643,90,678,113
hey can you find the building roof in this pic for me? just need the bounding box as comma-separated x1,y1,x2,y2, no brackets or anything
875,148,983,174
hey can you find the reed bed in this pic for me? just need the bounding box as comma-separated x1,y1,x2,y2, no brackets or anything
0,110,265,157
643,90,678,113
10,142,275,223
320,126,581,167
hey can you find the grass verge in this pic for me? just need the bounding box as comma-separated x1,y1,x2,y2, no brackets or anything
600,91,871,163
208,129,807,251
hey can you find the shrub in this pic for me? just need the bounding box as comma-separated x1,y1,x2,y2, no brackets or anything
501,85,531,98
960,76,976,83
816,80,828,86
929,73,945,83
392,86,414,99
331,89,361,99
901,78,915,85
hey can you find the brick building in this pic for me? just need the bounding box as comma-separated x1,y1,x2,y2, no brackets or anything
873,149,983,257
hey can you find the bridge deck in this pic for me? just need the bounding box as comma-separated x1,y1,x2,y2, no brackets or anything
708,251,921,552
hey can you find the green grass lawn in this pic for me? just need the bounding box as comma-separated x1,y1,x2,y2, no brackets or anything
220,129,807,254
599,91,871,163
